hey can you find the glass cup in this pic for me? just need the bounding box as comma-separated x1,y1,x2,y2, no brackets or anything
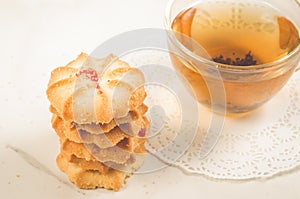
165,0,300,116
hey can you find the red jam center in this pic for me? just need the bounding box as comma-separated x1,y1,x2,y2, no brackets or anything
138,127,146,137
76,68,102,93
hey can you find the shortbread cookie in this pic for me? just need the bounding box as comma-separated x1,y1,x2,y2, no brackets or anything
60,151,138,173
60,137,131,164
56,153,130,191
52,115,126,148
60,152,110,173
51,102,148,135
46,53,146,124
59,135,146,164
75,103,148,134
52,114,149,148
50,103,148,133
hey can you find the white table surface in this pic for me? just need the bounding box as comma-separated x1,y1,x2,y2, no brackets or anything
0,0,300,198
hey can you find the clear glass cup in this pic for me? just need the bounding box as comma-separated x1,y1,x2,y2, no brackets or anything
165,0,300,116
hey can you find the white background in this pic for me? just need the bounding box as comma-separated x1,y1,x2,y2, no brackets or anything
0,0,300,198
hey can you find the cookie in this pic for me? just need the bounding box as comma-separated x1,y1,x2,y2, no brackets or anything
56,153,130,191
47,53,146,124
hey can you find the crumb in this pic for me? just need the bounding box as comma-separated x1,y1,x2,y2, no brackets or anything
145,192,149,195
143,184,147,188
77,190,86,195
16,174,21,178
8,182,11,184
57,185,61,189
152,181,155,184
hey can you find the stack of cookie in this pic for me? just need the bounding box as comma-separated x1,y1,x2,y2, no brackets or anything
46,53,149,191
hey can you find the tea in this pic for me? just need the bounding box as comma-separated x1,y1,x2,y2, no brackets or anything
170,0,300,114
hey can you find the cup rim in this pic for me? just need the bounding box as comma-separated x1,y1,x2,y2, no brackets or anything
164,0,300,72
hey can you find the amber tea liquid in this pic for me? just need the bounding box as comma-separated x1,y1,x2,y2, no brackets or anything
170,0,300,114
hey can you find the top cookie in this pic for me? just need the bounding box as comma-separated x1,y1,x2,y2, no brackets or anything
47,53,146,124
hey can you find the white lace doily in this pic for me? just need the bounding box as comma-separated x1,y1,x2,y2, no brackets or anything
121,49,300,180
